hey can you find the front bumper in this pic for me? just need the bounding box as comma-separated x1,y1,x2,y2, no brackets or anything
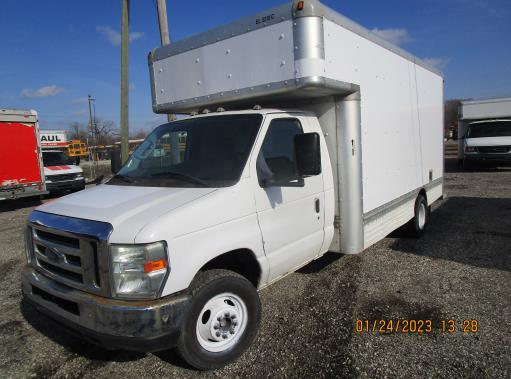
0,185,48,200
21,265,189,352
46,179,85,192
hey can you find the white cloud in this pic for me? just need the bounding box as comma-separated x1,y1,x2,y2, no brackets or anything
71,97,89,104
371,28,413,46
423,57,451,70
96,26,144,46
21,85,64,98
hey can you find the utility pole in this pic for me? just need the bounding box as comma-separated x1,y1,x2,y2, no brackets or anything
120,0,130,163
87,94,96,179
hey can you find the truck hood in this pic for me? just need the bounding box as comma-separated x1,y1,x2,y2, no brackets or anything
36,184,217,243
465,136,511,147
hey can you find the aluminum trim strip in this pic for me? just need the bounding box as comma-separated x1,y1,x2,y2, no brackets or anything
152,75,357,114
363,178,443,223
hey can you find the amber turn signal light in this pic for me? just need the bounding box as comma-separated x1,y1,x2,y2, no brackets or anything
144,259,168,273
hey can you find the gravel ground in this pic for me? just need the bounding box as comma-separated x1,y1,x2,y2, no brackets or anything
0,142,509,378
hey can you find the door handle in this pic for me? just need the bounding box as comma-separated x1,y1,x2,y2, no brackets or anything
315,198,320,213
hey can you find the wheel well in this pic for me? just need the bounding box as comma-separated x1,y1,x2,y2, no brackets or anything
200,249,261,288
418,189,428,203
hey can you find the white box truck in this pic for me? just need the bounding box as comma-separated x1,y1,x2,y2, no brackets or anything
39,130,86,192
458,97,511,170
22,0,444,370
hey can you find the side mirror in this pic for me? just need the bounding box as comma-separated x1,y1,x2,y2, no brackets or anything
295,133,321,177
110,150,122,174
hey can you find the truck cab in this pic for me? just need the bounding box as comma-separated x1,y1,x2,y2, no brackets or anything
42,150,85,193
22,109,331,368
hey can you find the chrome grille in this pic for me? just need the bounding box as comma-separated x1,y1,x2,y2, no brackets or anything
48,173,78,182
29,225,108,296
477,146,510,154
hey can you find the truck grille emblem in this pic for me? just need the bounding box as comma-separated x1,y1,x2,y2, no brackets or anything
46,248,64,264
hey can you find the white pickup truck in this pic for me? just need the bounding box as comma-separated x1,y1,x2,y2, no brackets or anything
22,0,443,370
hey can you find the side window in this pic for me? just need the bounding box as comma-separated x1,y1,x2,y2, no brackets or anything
257,118,302,186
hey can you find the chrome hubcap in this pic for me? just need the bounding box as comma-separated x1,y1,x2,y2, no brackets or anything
196,293,247,352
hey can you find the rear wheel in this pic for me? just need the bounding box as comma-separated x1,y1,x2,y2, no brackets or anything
176,269,261,370
406,194,429,238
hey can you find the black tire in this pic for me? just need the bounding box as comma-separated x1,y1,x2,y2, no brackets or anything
406,194,429,238
176,269,261,370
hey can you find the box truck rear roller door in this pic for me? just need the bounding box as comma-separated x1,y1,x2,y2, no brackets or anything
0,122,42,186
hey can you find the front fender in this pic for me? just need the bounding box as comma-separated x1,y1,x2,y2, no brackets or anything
160,213,268,295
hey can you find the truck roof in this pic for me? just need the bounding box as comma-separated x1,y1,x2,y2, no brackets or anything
460,97,511,120
180,108,310,120
461,97,511,106
0,108,38,123
0,108,37,116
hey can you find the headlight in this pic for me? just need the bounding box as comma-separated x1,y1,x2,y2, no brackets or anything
110,242,169,299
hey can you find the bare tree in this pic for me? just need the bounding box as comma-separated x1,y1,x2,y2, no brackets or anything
92,118,119,146
68,122,88,141
444,99,464,130
68,118,119,147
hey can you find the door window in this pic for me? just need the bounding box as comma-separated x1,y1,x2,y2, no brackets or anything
257,118,303,186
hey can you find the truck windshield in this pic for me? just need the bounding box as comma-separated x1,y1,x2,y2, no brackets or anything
108,114,262,188
42,151,72,166
467,121,511,138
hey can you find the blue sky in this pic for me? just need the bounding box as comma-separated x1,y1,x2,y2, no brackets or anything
1,0,510,132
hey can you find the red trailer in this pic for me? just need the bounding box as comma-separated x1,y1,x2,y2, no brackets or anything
0,109,47,200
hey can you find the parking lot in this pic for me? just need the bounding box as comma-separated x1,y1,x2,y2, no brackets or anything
0,142,509,378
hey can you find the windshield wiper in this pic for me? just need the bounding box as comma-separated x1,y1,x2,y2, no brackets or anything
150,171,209,187
111,174,135,184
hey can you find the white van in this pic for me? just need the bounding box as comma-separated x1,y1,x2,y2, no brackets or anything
462,119,511,169
459,98,511,169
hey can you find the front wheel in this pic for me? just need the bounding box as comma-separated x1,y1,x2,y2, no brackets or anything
176,269,261,370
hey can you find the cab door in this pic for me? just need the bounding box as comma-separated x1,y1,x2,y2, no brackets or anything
252,114,325,283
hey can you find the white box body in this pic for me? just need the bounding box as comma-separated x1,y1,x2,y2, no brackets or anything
149,0,444,253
